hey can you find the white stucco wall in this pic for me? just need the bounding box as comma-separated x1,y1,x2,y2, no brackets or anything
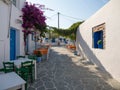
76,0,120,82
28,34,36,54
0,1,11,68
16,0,25,10
11,4,25,56
0,1,25,68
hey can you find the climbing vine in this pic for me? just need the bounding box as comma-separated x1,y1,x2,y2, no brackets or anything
51,21,83,40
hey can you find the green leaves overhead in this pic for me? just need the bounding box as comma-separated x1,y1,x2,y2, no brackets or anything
51,21,83,40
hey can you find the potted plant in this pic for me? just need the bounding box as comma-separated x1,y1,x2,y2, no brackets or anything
36,51,42,62
97,40,103,48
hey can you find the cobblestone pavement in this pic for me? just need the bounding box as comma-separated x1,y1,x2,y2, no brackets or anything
28,46,120,90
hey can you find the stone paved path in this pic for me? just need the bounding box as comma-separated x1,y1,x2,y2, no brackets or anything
28,46,120,90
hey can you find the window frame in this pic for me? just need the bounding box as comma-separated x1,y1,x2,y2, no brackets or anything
92,23,105,49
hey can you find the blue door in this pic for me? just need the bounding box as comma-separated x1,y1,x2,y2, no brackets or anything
10,28,16,60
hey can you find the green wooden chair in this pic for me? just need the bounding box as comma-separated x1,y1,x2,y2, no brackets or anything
16,56,25,59
17,61,33,90
0,68,4,73
3,62,15,73
28,55,36,70
28,55,37,61
0,68,4,71
21,61,34,83
17,68,29,90
17,67,29,90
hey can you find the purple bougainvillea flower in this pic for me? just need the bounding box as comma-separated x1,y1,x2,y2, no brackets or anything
21,1,46,48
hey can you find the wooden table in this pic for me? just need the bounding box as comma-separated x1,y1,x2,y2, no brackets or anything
34,48,50,60
0,72,26,90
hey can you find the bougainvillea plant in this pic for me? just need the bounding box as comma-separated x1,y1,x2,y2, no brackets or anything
21,2,46,41
21,2,46,53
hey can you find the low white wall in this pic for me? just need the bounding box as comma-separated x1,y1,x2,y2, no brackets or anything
76,0,120,82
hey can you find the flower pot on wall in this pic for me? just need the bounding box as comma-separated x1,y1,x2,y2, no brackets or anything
36,51,42,62
37,57,42,62
97,40,103,49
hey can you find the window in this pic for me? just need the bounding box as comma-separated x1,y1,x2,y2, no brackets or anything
12,0,16,6
92,23,105,49
93,31,103,49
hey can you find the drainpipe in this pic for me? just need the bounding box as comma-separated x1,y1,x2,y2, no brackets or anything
7,0,12,38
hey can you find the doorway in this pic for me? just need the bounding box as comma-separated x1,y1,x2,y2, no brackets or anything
10,28,16,60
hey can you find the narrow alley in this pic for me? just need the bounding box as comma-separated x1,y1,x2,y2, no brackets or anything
28,46,120,90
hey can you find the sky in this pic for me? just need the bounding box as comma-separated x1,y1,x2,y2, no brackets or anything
26,0,109,29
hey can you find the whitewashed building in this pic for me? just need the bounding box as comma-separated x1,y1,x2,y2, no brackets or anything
76,0,120,82
0,0,25,68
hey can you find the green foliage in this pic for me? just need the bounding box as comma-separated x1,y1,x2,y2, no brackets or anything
97,40,102,45
50,21,83,40
35,23,47,38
